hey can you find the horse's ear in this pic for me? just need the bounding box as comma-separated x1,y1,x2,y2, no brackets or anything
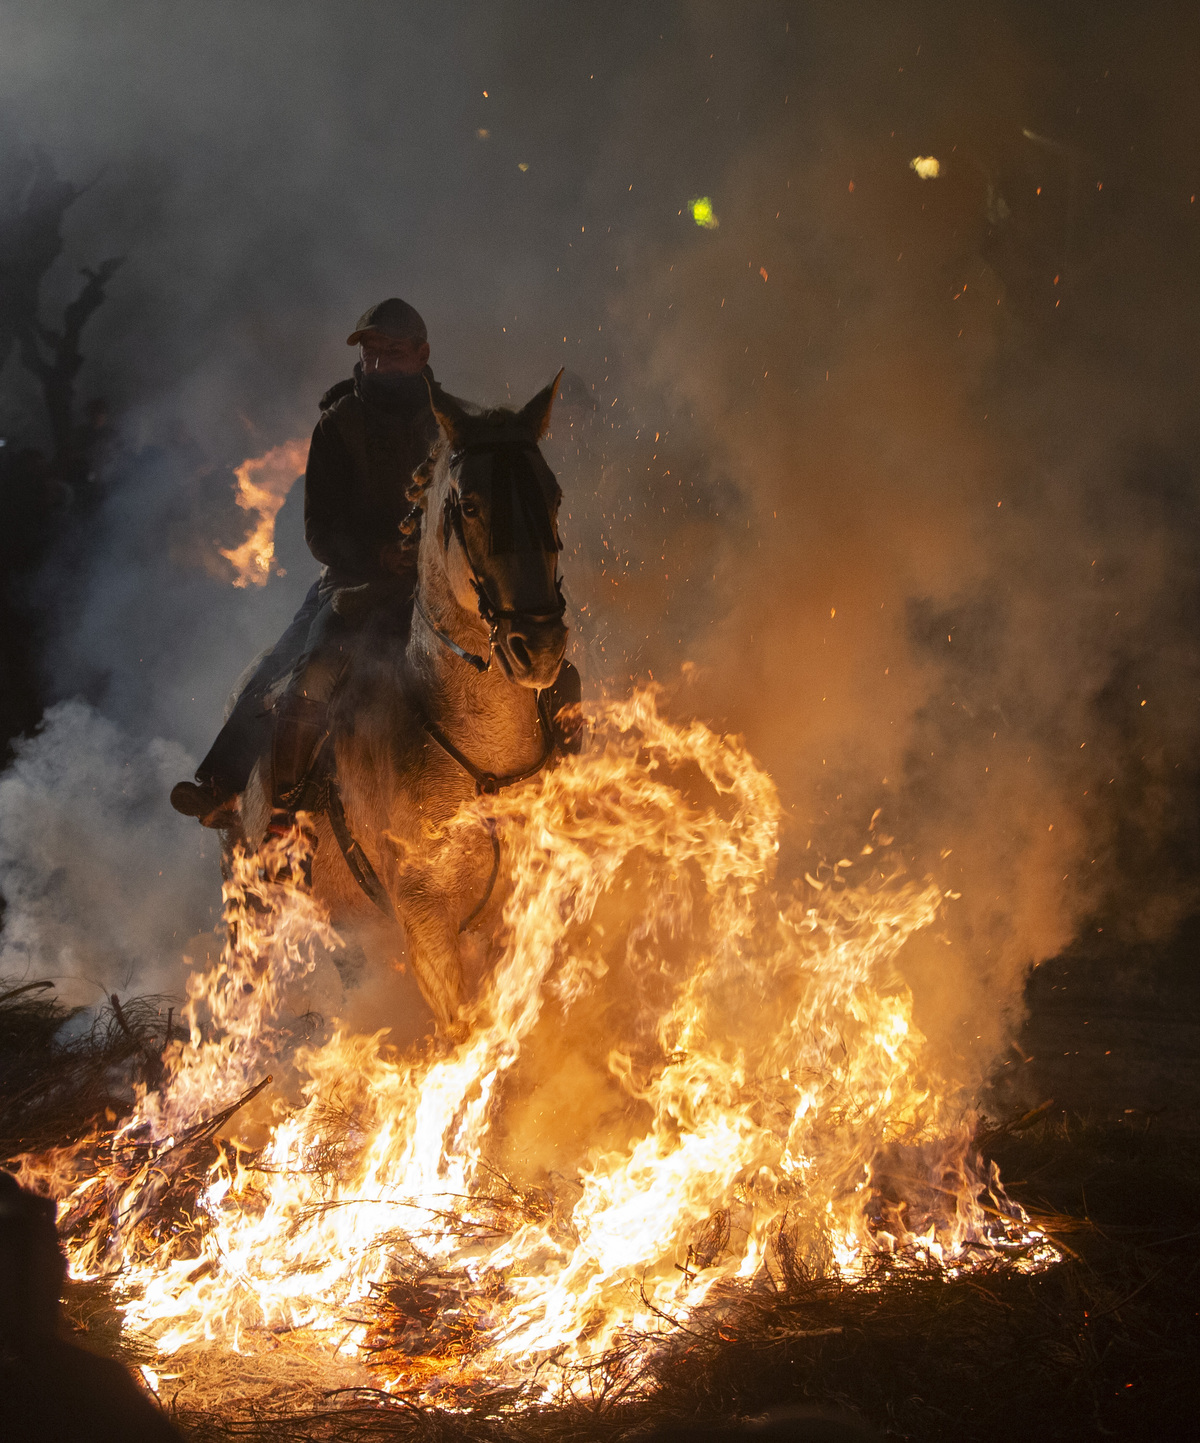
426,377,471,447
518,369,564,439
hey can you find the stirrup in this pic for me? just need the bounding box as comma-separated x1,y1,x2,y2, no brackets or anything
271,696,330,817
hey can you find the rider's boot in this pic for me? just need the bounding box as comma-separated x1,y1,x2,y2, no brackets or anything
170,775,240,830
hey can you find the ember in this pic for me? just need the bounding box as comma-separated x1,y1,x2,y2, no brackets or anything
15,689,1053,1404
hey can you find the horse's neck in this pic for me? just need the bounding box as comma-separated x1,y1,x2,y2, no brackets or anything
406,567,545,775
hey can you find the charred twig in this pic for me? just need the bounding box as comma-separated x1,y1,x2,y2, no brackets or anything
637,1276,701,1338
975,1100,1056,1152
145,1074,274,1165
0,980,57,1006
110,992,165,1084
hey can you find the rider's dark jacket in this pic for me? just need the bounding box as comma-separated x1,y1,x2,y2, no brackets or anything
304,364,439,585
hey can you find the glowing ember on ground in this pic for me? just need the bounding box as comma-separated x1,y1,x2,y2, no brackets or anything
15,690,1055,1404
219,437,308,587
909,156,941,180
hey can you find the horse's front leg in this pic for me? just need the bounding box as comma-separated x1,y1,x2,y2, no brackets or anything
397,890,466,1039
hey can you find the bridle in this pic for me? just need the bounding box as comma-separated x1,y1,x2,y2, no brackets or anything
414,439,566,674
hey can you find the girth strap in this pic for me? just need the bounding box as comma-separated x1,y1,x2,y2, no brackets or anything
325,775,397,923
459,822,501,934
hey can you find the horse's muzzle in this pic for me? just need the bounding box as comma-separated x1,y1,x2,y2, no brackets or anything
493,615,568,689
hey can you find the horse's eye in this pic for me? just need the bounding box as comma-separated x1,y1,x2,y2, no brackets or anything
460,499,480,518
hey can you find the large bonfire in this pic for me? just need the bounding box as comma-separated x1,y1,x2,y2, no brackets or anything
15,689,1053,1404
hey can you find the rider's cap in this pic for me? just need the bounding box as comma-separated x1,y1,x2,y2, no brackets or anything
346,298,428,346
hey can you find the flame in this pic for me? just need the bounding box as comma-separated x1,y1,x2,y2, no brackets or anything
15,689,1054,1403
219,438,308,587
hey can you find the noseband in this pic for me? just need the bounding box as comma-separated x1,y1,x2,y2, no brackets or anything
417,440,566,673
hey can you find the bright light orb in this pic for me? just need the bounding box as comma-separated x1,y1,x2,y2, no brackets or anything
689,196,719,228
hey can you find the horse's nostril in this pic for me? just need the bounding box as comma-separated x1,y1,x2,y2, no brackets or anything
509,637,532,672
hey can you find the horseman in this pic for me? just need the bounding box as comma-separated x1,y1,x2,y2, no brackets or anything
170,297,441,830
173,349,584,1032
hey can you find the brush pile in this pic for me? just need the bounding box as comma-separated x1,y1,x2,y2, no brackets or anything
0,979,173,1160
2,981,1194,1441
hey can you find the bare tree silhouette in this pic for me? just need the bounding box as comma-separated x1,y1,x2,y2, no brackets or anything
1,145,124,487
0,144,125,758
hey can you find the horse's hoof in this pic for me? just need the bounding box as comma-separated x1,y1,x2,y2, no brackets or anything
439,1019,471,1048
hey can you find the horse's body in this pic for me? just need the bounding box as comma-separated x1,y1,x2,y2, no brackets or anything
234,376,569,1036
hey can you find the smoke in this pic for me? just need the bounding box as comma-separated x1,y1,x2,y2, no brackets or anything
1,2,1197,1083
0,699,219,1006
594,4,1200,1082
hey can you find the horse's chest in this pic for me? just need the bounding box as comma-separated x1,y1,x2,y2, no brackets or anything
392,760,491,886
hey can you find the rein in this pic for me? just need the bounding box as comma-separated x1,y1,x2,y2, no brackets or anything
420,439,566,675
413,592,490,673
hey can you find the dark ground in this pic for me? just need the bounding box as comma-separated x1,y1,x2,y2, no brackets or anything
991,919,1200,1133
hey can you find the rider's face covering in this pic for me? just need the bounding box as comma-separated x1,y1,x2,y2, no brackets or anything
359,336,430,410
359,336,428,375
360,368,430,410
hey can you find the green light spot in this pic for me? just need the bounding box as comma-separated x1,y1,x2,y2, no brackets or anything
689,196,719,230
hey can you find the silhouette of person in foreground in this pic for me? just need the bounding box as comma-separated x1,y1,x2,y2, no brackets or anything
0,1170,181,1442
644,1407,881,1443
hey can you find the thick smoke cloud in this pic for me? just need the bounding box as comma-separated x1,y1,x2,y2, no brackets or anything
1,2,1197,1081
0,699,219,1005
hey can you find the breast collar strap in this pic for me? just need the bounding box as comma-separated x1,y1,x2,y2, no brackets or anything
398,658,556,795
420,708,556,795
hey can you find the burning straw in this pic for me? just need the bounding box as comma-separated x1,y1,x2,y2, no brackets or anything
12,689,1056,1409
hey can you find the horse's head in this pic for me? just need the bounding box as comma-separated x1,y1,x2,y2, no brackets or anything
414,374,567,689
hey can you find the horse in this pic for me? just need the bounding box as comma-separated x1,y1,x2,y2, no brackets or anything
235,374,570,1039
